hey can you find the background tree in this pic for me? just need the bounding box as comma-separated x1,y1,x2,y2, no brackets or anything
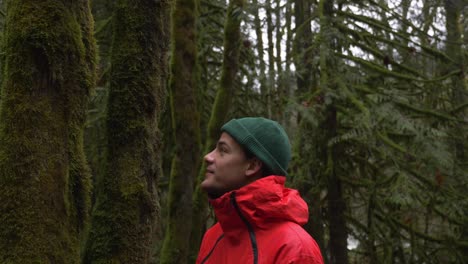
159,0,200,261
84,0,115,198
0,0,96,262
82,0,170,262
290,0,326,256
190,0,245,260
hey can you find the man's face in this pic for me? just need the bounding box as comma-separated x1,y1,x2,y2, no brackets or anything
200,132,251,199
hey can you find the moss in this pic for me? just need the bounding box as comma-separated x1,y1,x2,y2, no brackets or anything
159,0,201,262
0,0,96,262
82,0,170,263
189,0,244,260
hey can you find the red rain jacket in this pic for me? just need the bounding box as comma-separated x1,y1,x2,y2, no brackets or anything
196,176,324,264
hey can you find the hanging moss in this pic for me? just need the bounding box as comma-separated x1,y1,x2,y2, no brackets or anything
0,0,96,263
82,0,170,263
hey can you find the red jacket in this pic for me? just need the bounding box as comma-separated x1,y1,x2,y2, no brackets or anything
196,176,324,264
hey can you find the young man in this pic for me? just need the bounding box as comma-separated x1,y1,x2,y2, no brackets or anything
196,117,324,264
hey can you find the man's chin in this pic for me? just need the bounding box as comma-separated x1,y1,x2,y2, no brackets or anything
200,182,224,199
206,191,223,199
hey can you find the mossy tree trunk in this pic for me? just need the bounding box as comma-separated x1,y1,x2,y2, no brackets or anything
82,0,170,262
0,0,96,262
190,0,245,261
159,0,200,262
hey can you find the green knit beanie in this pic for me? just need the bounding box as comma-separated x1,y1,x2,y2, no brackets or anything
221,117,291,176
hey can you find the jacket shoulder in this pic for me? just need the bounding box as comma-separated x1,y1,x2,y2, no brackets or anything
265,222,324,264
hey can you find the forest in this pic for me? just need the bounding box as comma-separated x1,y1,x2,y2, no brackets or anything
0,0,466,263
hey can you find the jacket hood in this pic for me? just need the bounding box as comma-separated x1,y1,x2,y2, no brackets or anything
209,175,309,237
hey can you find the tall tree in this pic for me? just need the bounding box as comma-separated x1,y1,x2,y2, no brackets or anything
265,0,274,118
444,0,467,260
319,0,349,263
290,0,326,255
252,0,268,116
190,0,245,260
0,0,96,262
159,0,200,261
82,0,170,262
444,0,466,162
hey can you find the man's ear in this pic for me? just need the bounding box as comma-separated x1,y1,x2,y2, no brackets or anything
245,157,263,178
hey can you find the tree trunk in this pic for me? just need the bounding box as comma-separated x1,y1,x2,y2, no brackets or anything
252,0,268,116
274,0,284,122
82,0,170,262
266,0,275,118
291,0,326,257
190,0,245,260
444,0,467,260
293,0,314,96
160,0,200,262
319,0,349,263
444,0,466,162
0,0,96,262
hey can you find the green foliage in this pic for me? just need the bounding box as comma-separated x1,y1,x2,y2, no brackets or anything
286,0,467,262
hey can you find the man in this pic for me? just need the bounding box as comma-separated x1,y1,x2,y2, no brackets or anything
196,117,324,264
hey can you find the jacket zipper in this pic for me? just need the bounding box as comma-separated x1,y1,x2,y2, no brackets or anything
200,234,224,264
231,192,258,264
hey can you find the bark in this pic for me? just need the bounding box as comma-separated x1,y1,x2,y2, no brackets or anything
159,0,200,262
0,0,96,262
190,0,245,260
82,0,170,262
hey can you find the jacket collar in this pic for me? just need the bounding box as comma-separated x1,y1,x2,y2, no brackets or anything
209,175,309,238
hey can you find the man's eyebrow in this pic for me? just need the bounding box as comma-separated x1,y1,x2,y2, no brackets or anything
217,141,229,148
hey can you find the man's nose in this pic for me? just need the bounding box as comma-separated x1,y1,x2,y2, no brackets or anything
204,150,215,163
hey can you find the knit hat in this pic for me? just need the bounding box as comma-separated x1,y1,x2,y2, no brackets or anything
221,117,291,176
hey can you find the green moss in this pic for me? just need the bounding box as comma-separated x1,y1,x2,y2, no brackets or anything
189,0,244,260
82,0,170,262
0,0,96,262
160,0,201,262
